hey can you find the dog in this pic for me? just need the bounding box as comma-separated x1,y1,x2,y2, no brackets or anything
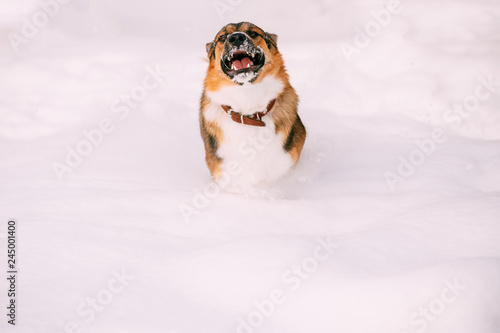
199,22,306,191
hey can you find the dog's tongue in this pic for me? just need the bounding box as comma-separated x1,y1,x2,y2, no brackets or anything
232,57,252,70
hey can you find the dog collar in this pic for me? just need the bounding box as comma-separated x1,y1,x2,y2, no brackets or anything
221,99,276,127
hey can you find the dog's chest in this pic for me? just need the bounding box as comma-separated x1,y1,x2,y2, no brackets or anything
204,78,293,187
206,76,285,115
218,113,293,186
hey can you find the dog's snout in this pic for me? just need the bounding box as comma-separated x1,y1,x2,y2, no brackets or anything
228,32,247,47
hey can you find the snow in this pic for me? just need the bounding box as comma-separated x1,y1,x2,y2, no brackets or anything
1,0,500,333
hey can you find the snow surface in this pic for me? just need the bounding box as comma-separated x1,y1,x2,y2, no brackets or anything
1,1,500,333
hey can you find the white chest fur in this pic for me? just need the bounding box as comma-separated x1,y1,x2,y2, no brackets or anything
204,76,293,190
206,76,286,115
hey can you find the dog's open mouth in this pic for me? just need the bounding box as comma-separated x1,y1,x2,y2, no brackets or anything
221,48,265,82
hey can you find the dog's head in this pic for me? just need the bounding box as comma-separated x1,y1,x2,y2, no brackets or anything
205,22,281,85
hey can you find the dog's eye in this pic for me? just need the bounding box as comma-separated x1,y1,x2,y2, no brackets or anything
218,35,227,42
248,31,258,38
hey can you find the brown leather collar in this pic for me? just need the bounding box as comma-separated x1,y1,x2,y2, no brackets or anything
221,99,276,127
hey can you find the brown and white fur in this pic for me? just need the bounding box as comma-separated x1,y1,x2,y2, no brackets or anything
200,22,305,191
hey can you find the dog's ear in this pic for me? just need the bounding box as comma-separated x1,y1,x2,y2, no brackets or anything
265,33,278,49
267,33,278,45
206,42,215,58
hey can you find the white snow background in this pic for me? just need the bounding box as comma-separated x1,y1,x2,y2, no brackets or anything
1,0,500,332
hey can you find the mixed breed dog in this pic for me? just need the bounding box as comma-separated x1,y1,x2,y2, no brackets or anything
200,22,306,191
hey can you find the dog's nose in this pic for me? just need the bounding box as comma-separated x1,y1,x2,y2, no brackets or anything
228,32,247,47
